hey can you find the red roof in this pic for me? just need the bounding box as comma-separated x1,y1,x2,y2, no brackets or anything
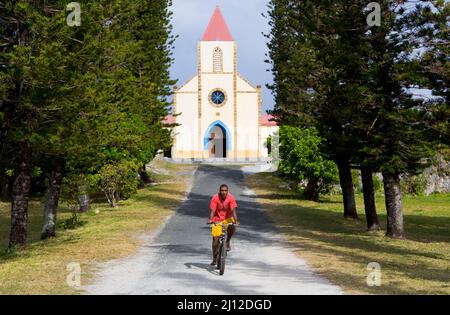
201,6,233,41
261,114,277,126
163,115,175,125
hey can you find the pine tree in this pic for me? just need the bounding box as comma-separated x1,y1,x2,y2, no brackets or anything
1,0,177,245
362,1,435,238
265,1,441,237
266,0,373,219
400,1,449,150
0,0,71,247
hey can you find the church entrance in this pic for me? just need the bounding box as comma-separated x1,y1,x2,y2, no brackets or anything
207,124,227,158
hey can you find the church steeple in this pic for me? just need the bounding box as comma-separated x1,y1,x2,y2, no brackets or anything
201,6,234,41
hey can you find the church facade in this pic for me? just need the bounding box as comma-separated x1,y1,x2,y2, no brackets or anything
167,7,277,161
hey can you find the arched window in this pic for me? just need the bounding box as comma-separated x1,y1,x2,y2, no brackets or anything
213,47,223,72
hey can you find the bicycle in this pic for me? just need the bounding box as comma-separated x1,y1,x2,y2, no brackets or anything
209,222,236,275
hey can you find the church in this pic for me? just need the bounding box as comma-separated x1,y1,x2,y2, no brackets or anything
166,6,278,161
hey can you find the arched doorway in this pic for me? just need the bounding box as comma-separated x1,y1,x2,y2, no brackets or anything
204,121,230,159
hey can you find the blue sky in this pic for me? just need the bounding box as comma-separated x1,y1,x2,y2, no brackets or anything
169,0,274,113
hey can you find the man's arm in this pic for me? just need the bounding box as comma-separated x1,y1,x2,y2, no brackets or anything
208,197,216,224
231,207,239,225
208,208,215,223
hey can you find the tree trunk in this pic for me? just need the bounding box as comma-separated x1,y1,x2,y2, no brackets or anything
361,166,381,231
288,179,300,191
304,178,320,201
337,160,358,219
0,171,13,199
383,172,404,238
138,164,151,187
105,190,117,208
77,190,90,213
9,141,32,248
41,160,64,240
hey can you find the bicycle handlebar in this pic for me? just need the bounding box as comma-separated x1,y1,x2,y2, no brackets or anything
207,222,238,226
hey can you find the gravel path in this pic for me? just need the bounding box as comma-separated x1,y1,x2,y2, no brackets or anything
84,164,342,295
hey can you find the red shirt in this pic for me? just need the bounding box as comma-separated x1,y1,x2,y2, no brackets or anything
209,193,238,223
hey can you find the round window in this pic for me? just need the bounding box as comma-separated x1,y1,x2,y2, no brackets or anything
209,90,226,107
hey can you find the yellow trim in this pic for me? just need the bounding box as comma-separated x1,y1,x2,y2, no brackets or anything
197,43,202,160
257,85,262,159
174,150,260,159
233,43,238,159
173,85,178,152
236,150,259,158
202,72,234,75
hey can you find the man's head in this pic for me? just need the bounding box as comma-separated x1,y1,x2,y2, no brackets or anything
219,184,229,199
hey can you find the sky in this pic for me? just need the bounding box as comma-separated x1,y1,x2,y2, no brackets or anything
169,0,275,113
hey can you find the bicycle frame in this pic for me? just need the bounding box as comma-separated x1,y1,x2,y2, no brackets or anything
210,222,235,275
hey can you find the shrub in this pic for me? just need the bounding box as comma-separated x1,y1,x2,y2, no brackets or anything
278,126,339,201
95,160,140,207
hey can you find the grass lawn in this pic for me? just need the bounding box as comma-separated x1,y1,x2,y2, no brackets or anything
246,172,450,295
0,160,195,294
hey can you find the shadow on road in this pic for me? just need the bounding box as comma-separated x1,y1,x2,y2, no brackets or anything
184,262,220,276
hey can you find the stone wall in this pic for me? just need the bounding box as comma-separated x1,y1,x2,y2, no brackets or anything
423,157,450,195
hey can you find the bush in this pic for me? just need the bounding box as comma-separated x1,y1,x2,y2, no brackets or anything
58,213,86,230
278,126,339,201
95,160,140,207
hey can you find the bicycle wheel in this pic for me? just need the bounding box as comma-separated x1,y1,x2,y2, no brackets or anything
219,239,227,275
216,242,223,270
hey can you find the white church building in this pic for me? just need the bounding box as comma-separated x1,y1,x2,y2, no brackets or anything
165,6,278,161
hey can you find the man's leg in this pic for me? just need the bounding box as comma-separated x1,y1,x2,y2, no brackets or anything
211,236,220,264
226,225,236,251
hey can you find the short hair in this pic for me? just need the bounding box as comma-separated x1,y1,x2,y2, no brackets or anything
219,184,229,190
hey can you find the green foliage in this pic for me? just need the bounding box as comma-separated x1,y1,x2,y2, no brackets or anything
372,175,383,193
399,1,449,148
265,136,272,155
57,213,86,230
31,167,43,178
60,174,93,210
1,0,176,203
351,169,361,193
95,160,140,207
278,126,338,198
265,0,439,176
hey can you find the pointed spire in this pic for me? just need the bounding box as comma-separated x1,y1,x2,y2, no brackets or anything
201,6,234,41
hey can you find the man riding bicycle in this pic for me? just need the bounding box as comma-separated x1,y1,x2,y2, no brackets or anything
207,184,239,266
